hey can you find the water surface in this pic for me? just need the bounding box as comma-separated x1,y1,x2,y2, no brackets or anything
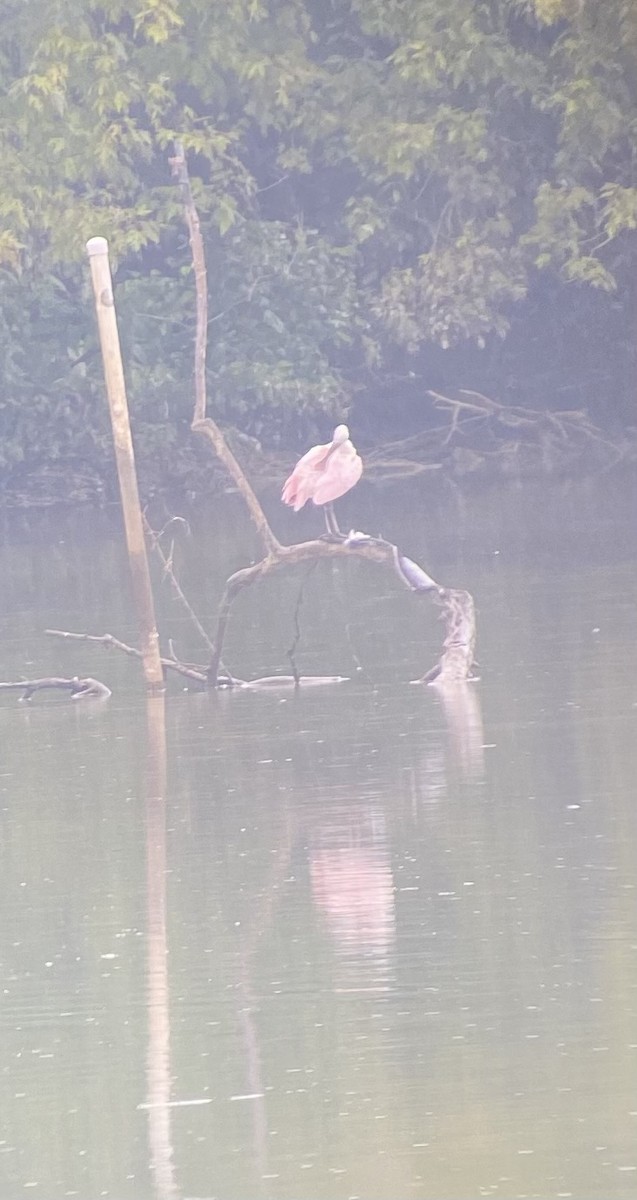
0,474,636,1199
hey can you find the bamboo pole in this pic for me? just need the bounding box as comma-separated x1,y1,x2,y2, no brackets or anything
86,236,164,692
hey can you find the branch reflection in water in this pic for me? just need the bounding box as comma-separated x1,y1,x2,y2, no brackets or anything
138,672,485,1194
434,679,485,783
236,833,294,1184
307,683,484,989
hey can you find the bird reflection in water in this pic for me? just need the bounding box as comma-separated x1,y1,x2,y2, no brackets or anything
310,807,395,987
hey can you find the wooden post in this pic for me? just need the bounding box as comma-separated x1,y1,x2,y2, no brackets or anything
86,236,164,692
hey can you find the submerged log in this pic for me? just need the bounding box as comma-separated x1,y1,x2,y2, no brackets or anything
0,676,111,701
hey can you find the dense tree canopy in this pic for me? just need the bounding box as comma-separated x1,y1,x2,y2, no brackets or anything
0,0,635,495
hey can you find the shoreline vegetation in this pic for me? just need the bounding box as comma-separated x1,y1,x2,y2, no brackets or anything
1,0,635,507
1,404,634,509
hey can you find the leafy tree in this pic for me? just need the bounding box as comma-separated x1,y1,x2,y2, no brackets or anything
0,0,635,493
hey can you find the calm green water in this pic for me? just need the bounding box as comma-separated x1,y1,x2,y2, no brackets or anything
0,475,636,1199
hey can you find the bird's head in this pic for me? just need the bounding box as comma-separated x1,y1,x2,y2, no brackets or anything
332,424,350,445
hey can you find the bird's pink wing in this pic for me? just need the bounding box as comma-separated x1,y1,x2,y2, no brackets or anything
281,442,331,510
311,449,362,505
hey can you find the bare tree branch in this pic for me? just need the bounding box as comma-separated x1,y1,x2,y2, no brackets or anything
169,142,281,558
44,628,349,691
45,629,208,684
143,514,214,653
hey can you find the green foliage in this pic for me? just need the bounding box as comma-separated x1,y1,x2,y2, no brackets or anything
0,0,635,492
600,185,637,239
376,219,527,349
116,221,358,438
0,270,111,473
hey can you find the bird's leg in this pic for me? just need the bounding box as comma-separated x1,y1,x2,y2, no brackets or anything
324,503,340,535
323,503,345,541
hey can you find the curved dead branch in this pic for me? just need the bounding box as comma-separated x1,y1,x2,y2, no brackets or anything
204,533,476,685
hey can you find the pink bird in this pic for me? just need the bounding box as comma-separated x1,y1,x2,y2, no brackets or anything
282,424,363,536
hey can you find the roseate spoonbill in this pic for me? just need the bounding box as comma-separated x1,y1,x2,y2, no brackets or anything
281,424,362,536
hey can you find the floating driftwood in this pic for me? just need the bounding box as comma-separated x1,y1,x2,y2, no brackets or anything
46,629,208,685
43,629,353,690
0,676,111,701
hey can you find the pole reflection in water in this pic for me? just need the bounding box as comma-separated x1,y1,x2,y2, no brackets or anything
144,694,179,1200
236,827,295,1186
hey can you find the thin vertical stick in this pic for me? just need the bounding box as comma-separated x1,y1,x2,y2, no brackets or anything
170,141,207,426
86,236,164,691
170,142,282,557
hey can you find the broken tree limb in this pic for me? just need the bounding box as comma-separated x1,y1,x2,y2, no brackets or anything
44,628,348,691
0,676,112,701
45,629,208,685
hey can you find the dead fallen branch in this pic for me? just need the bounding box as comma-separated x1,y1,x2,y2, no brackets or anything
307,389,629,486
45,627,351,690
45,628,209,685
0,675,111,701
425,388,626,475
